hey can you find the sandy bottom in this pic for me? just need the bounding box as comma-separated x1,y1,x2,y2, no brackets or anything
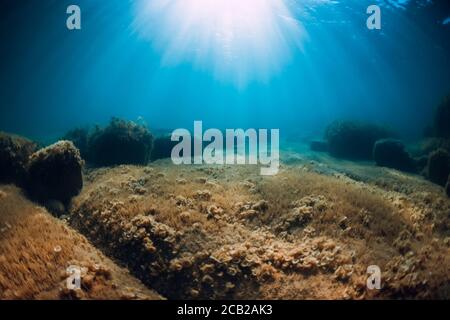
1,149,449,299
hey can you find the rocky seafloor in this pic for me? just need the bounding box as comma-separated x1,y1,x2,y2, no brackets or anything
1,150,449,299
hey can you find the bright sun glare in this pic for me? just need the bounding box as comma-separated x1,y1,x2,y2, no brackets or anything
133,0,307,87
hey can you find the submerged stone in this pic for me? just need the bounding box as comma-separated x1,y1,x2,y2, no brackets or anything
88,117,153,166
26,140,83,204
373,139,416,173
0,132,37,186
325,120,393,160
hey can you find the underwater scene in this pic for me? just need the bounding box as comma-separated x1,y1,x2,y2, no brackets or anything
0,0,449,301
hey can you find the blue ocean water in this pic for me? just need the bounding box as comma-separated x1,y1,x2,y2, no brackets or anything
0,0,449,144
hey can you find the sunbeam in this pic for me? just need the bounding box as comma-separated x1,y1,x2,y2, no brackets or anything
133,0,308,87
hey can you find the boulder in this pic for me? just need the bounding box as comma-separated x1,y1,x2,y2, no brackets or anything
373,139,416,173
426,148,450,186
325,120,393,160
88,118,153,166
26,141,83,204
0,132,37,185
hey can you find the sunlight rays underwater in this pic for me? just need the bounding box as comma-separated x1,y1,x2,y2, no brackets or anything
7,0,448,138
127,0,443,134
132,0,308,88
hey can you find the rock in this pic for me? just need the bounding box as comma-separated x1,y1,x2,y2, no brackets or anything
325,120,393,159
150,135,177,161
426,148,450,186
309,140,328,152
373,139,416,173
88,117,153,166
26,141,83,204
0,132,37,185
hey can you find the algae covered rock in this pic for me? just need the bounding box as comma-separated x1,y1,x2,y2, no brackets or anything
62,127,90,160
88,118,153,166
0,132,37,185
373,139,416,173
26,140,83,204
426,148,450,186
325,120,393,160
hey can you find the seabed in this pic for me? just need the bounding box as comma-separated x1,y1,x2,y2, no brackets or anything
1,145,449,300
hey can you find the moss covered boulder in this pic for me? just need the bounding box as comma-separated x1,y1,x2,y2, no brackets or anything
325,120,393,160
88,118,153,166
373,139,416,173
26,141,83,204
62,127,90,160
0,132,37,185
